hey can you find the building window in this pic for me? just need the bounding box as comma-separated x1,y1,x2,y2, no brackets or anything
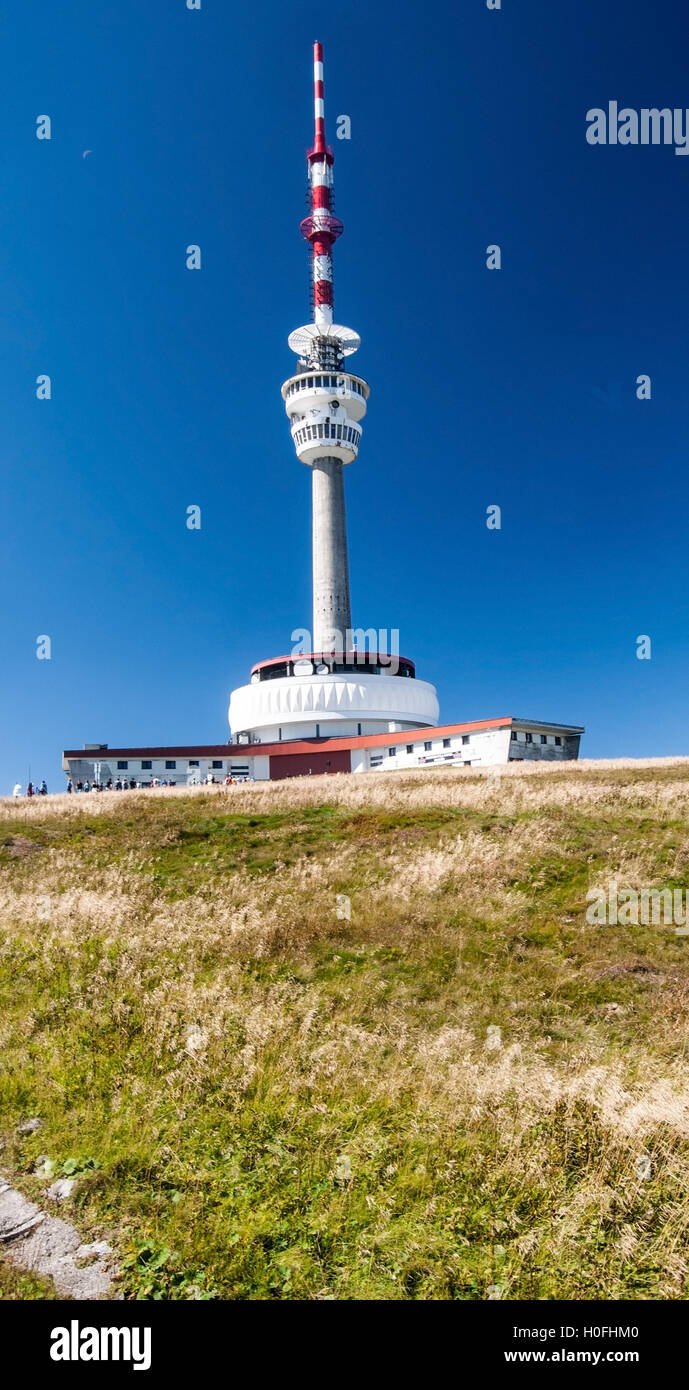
189,760,199,767
540,735,547,744
555,736,562,746
141,760,152,770
212,760,223,769
388,747,395,757
116,761,128,770
357,723,362,736
424,741,432,751
462,735,470,745
443,738,451,748
406,744,413,754
511,730,518,741
525,733,533,744
315,724,320,738
165,760,176,770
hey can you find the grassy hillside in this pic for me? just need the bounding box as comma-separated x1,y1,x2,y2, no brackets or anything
2,761,689,1300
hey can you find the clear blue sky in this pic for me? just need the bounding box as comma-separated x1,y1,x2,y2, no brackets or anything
2,0,688,791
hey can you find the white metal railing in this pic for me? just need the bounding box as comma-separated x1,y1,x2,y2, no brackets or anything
286,374,366,400
292,420,362,448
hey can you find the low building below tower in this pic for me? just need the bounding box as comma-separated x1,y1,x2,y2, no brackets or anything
62,717,584,787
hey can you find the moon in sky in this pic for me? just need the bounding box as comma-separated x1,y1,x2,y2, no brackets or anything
82,149,92,158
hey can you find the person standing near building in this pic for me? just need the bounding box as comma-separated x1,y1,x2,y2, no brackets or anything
12,783,22,797
26,781,34,797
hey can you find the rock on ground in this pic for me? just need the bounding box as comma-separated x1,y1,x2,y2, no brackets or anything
0,1177,116,1299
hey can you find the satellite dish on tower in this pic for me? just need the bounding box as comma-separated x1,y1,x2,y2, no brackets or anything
288,323,361,358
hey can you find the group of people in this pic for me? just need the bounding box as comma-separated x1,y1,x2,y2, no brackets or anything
11,774,250,797
13,781,47,797
66,778,175,792
64,773,249,793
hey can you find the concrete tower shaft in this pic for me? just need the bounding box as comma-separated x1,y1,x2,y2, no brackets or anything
312,455,351,649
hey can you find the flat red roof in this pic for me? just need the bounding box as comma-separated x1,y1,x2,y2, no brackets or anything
63,718,513,762
63,717,584,764
255,717,515,755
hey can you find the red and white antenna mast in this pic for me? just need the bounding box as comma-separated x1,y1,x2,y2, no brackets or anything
305,40,339,333
288,42,360,367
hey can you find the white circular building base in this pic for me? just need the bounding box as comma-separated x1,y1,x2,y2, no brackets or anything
229,669,439,744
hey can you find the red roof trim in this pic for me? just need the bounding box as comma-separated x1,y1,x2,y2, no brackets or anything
272,717,514,755
63,718,514,762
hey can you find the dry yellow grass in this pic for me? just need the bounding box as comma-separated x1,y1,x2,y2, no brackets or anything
1,759,689,1299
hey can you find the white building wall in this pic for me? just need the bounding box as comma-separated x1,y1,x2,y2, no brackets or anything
250,756,270,781
237,718,416,744
64,724,580,787
509,728,581,761
361,725,577,773
64,755,258,786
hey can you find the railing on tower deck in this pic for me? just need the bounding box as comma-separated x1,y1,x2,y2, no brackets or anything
284,373,368,399
251,654,416,683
